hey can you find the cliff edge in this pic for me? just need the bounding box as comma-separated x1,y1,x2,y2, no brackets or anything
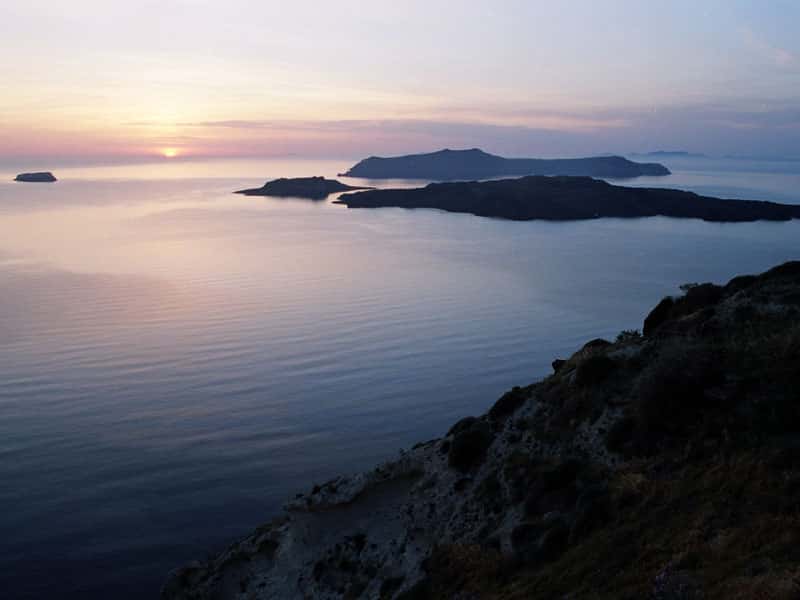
163,261,800,600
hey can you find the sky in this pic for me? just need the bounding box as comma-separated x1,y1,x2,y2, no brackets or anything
1,0,798,162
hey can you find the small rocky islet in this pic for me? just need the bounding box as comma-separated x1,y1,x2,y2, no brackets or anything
163,261,800,599
14,171,57,182
234,176,371,199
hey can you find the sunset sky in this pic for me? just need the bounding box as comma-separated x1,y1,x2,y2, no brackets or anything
1,0,798,162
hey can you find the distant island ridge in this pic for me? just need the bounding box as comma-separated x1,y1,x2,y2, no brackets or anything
339,148,670,180
234,176,371,199
630,151,706,158
14,171,57,182
335,175,800,223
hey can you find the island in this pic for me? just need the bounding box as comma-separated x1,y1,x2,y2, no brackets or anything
338,148,670,180
14,171,57,182
631,151,706,158
335,175,800,222
234,176,371,199
163,261,800,599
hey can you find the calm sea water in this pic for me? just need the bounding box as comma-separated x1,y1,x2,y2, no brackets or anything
0,156,798,598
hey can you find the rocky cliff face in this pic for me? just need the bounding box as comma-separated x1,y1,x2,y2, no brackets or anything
163,262,800,600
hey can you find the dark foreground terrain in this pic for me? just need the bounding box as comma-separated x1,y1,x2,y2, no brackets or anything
235,176,370,199
339,148,670,180
164,261,800,599
336,175,800,222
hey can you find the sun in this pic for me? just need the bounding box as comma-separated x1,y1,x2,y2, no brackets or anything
161,148,179,158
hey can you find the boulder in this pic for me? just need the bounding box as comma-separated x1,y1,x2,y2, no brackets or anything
643,296,675,336
488,386,527,421
537,519,570,562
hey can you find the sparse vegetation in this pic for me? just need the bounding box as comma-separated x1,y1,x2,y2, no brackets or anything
615,329,642,343
574,354,617,387
164,261,800,600
402,262,800,600
448,419,494,471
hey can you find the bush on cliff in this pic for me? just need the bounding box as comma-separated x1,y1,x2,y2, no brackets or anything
574,354,617,387
489,386,528,421
448,420,494,471
633,340,722,438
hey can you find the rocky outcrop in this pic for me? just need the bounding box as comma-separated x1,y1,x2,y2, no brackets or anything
163,261,800,599
14,172,57,182
234,177,370,199
339,148,670,180
335,175,800,222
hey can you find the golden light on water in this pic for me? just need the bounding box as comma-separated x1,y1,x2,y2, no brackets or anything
161,148,179,158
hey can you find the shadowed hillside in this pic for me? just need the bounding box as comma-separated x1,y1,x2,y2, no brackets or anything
164,261,800,600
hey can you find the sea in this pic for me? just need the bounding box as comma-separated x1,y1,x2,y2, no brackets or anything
0,154,798,598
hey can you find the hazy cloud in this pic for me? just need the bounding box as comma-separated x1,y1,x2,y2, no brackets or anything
741,27,796,67
161,101,800,157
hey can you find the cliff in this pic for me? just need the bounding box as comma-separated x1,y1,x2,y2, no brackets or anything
335,175,800,222
163,261,800,600
235,177,371,199
339,149,670,180
14,171,57,182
